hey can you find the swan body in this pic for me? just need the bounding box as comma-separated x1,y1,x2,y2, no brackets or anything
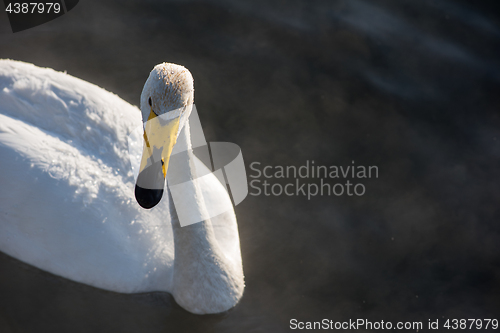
0,60,244,314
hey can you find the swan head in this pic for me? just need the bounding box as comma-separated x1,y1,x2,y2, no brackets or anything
135,63,194,209
140,63,194,134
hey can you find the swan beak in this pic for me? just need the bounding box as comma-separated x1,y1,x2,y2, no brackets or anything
135,109,180,209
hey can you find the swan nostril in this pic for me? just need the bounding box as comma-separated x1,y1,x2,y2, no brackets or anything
148,97,152,107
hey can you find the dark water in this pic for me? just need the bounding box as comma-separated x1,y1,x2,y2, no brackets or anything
1,0,500,332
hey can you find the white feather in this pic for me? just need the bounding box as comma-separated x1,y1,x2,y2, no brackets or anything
0,59,244,314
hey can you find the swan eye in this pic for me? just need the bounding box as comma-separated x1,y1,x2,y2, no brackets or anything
148,97,152,107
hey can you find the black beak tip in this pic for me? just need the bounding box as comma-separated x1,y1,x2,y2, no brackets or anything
135,184,163,209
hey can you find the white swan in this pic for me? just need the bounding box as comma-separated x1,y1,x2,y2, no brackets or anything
0,59,244,314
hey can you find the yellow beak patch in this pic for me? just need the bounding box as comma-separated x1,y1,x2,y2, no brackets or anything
135,108,180,209
139,108,180,179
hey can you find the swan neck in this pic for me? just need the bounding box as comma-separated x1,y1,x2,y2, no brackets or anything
166,123,243,314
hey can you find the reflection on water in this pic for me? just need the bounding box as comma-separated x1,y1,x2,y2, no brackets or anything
0,0,499,332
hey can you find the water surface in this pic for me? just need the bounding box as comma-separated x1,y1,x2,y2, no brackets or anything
0,0,499,332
